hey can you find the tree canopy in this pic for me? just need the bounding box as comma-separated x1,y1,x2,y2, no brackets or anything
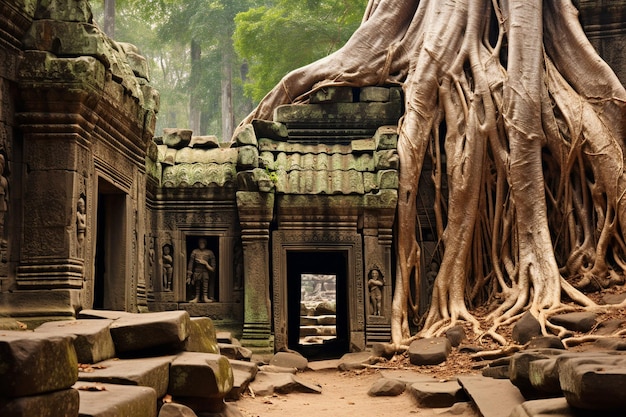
239,0,626,348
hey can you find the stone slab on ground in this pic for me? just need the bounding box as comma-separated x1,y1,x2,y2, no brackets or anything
367,377,405,397
336,351,373,371
0,388,79,417
457,375,525,417
109,311,191,354
35,319,115,364
409,380,467,408
218,343,252,361
269,351,308,370
248,371,322,397
74,381,157,417
408,337,452,365
307,358,341,371
78,356,174,397
0,331,78,397
169,352,234,400
379,369,439,386
548,312,597,333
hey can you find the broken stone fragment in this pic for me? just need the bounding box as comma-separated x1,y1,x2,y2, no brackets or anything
409,380,466,407
184,317,219,354
251,119,288,141
269,351,308,371
548,312,597,333
233,124,257,147
309,86,354,103
512,311,542,344
0,331,78,397
189,135,220,148
360,86,391,103
368,377,406,397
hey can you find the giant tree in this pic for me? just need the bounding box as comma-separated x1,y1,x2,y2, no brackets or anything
238,0,626,347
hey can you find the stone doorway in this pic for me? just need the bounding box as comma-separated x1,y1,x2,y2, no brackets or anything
287,250,349,358
93,178,128,310
272,229,365,355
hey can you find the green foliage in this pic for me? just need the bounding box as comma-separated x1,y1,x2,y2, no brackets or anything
234,0,367,102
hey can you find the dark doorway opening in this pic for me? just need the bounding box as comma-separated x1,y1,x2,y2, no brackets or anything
93,178,127,310
287,250,349,359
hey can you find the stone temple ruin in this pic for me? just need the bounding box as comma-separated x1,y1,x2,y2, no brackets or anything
2,0,626,359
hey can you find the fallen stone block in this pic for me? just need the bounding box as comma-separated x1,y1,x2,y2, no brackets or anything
379,369,439,386
368,377,405,397
527,336,565,350
169,352,233,400
445,325,467,347
0,388,79,417
337,351,373,371
408,337,452,365
512,312,542,344
559,354,626,411
457,375,525,417
269,351,308,371
74,381,157,417
109,311,191,354
509,349,565,398
409,380,466,408
0,331,78,397
307,359,340,371
184,317,219,354
218,343,252,361
227,359,258,400
35,319,115,364
78,356,173,397
549,312,597,333
509,397,578,417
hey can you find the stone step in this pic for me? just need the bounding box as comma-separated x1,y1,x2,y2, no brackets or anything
74,382,156,417
457,375,526,417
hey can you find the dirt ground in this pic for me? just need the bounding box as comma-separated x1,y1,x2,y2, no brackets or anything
234,367,480,417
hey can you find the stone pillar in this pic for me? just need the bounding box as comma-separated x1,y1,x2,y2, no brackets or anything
236,191,274,351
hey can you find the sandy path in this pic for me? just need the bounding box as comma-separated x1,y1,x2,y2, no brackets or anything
234,368,479,417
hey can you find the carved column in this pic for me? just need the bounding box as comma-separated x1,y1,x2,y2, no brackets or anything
236,191,274,350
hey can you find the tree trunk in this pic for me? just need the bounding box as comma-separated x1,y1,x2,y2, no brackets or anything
103,0,115,38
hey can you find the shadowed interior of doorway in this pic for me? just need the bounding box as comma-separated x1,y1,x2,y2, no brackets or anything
287,250,349,359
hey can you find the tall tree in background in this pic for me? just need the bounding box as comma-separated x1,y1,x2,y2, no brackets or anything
234,0,366,102
103,0,115,37
239,0,626,347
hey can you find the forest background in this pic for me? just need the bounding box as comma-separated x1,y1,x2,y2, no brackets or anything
90,0,368,142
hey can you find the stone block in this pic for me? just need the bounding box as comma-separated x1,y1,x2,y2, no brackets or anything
74,381,157,417
512,311,542,344
270,351,308,371
368,378,405,397
251,119,288,140
248,372,321,396
559,354,626,410
234,124,257,147
445,325,467,347
0,331,78,397
168,352,233,400
374,149,399,170
527,358,562,395
218,343,252,361
408,337,451,365
77,309,133,320
374,126,398,150
309,86,354,103
274,102,402,129
175,148,238,165
549,312,597,333
360,86,391,102
118,42,150,81
509,349,564,398
158,403,198,417
77,356,173,397
509,398,578,417
377,169,398,189
184,317,219,354
163,128,192,149
189,135,220,148
227,359,258,400
34,319,115,364
109,311,190,354
0,388,79,417
236,146,259,172
409,380,466,407
351,138,376,152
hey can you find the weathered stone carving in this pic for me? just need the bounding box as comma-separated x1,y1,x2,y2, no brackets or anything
368,267,384,316
76,196,86,248
162,243,173,292
186,238,216,303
